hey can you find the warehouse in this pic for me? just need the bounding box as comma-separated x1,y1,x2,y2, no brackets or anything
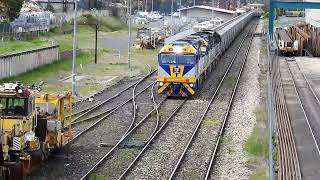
179,5,237,21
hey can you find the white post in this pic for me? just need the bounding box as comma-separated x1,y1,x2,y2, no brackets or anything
212,0,215,20
72,0,78,96
171,0,174,22
152,0,153,12
146,0,148,12
128,0,132,70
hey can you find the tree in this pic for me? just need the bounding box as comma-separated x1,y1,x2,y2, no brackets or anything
0,0,24,21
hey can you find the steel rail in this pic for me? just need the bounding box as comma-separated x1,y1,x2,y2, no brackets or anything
168,23,255,180
204,24,256,179
286,60,320,156
145,82,160,144
117,99,187,180
71,81,155,126
71,80,156,142
70,67,156,123
295,61,320,118
273,58,301,180
79,82,167,180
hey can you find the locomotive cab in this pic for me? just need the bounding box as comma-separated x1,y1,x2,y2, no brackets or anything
157,43,198,97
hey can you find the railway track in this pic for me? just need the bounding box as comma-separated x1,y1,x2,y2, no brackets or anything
29,69,158,180
79,83,185,179
169,22,257,179
71,67,156,124
71,80,156,138
286,59,320,150
283,59,320,179
120,21,257,180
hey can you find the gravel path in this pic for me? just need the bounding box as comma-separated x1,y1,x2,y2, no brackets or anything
210,24,261,180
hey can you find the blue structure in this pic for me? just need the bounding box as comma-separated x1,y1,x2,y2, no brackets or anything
269,0,320,39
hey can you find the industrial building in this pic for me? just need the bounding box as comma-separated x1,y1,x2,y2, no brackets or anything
178,6,237,21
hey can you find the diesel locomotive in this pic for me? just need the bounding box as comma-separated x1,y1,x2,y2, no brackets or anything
157,12,253,97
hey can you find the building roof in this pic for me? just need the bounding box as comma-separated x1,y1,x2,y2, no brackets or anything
248,3,264,7
178,6,236,14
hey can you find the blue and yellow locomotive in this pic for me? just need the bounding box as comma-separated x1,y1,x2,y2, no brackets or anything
157,12,253,97
157,30,221,97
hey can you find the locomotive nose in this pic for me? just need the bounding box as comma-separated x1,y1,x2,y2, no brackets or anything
173,84,181,91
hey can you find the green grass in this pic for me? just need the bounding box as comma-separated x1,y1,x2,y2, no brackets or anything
94,148,140,179
89,175,107,180
225,75,237,88
1,14,129,53
244,126,268,157
0,15,155,97
245,47,269,179
78,83,104,97
0,39,49,55
0,52,92,84
205,119,219,126
221,136,236,154
0,47,158,97
249,168,268,180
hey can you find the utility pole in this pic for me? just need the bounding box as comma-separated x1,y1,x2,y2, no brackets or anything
128,0,132,70
146,0,148,11
194,0,196,6
152,0,154,12
95,24,98,64
171,0,174,21
212,0,215,20
72,0,77,96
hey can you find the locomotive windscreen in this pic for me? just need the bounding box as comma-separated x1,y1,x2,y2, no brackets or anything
159,54,176,64
159,54,195,65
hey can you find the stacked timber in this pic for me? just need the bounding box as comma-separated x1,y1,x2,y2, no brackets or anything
287,22,320,56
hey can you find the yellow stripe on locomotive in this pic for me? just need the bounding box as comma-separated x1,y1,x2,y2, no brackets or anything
158,43,198,97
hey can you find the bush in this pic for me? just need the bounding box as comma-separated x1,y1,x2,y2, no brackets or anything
77,14,127,32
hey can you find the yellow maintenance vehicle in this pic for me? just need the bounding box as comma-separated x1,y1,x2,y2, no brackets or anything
0,83,73,179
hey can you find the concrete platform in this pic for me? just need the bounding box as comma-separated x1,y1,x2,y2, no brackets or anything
296,57,320,100
280,57,320,180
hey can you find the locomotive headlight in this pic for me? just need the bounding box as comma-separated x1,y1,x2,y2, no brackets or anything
24,131,35,142
173,46,183,53
190,83,194,88
159,82,164,86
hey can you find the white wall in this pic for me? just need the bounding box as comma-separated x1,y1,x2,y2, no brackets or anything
0,46,59,79
181,8,234,21
305,0,320,27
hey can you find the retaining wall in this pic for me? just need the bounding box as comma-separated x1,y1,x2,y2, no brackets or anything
0,45,59,79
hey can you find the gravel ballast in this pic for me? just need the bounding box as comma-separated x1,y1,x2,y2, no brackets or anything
210,24,262,179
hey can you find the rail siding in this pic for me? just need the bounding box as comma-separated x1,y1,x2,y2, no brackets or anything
0,45,59,79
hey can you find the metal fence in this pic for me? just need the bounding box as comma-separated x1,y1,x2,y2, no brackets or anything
0,45,59,79
267,33,302,180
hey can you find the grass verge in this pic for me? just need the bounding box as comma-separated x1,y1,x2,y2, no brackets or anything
1,14,129,53
0,47,158,97
0,39,49,55
244,36,268,180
